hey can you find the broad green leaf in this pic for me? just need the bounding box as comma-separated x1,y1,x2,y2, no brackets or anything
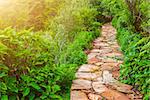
29,82,41,90
40,94,47,99
0,64,9,70
50,94,62,100
1,95,8,100
0,82,7,90
0,72,7,78
52,85,60,93
23,88,30,97
29,92,35,100
8,85,18,93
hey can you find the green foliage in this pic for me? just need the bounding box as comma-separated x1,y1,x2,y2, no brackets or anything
116,28,150,99
0,65,62,99
0,0,63,30
0,28,55,70
96,0,150,35
96,0,150,99
0,0,100,99
60,31,94,65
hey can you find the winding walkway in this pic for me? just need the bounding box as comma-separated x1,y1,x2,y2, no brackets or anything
70,23,143,100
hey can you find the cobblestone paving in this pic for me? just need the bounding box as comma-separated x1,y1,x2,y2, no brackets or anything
71,23,143,100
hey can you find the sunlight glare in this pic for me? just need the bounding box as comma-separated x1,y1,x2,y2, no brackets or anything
0,0,10,6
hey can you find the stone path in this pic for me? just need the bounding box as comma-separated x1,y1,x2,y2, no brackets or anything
71,23,143,100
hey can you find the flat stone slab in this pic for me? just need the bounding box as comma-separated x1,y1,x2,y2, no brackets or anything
112,70,120,79
101,62,119,67
105,52,122,57
127,93,143,100
75,72,99,80
101,65,113,71
94,43,109,48
91,49,102,53
88,53,99,60
108,81,133,93
95,62,104,66
103,70,115,84
101,89,130,100
92,82,108,94
78,64,100,72
91,49,112,54
88,57,101,64
71,79,92,90
71,91,88,100
88,93,102,100
101,58,117,63
100,63,119,71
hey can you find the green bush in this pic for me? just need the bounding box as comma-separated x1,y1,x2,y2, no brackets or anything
0,28,63,99
0,65,62,100
0,0,101,99
116,28,150,100
60,31,94,65
95,0,150,99
0,28,55,69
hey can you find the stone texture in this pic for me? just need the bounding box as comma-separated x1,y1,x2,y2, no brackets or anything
76,72,98,80
91,49,112,54
94,43,109,48
92,82,108,94
93,71,102,78
93,37,106,43
71,91,88,100
101,62,120,71
88,93,102,100
71,79,92,90
91,49,102,53
103,70,115,84
127,93,143,100
95,62,104,66
84,50,91,55
101,89,130,100
88,53,98,60
94,77,104,83
102,63,119,67
100,65,113,71
112,70,120,79
105,52,122,57
71,23,143,100
108,81,133,93
78,64,99,72
81,89,92,94
88,57,100,64
99,58,117,63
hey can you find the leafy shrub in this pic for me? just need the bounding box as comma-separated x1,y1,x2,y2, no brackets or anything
0,0,63,30
95,0,150,99
60,31,93,65
96,0,150,35
0,0,101,99
116,28,150,100
0,28,63,99
0,28,55,70
0,65,62,100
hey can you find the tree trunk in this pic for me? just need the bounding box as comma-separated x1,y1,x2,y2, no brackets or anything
125,0,142,32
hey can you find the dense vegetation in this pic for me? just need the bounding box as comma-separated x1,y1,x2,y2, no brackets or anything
0,0,149,99
96,0,150,99
0,0,100,99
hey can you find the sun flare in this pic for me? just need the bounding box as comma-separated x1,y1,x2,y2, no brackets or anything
0,0,10,6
